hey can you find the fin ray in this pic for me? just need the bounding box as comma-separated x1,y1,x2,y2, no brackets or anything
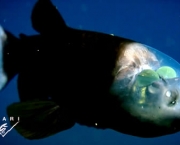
7,101,75,139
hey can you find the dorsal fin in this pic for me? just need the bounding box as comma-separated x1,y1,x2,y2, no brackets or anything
31,0,67,35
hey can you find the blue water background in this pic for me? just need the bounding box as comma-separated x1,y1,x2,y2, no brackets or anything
0,0,180,144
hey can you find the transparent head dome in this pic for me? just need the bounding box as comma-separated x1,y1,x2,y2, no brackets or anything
144,44,180,78
110,42,180,127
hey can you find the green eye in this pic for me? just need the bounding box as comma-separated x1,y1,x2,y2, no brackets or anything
135,69,159,87
156,66,176,79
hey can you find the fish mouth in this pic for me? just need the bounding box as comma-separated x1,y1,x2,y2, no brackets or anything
144,76,180,112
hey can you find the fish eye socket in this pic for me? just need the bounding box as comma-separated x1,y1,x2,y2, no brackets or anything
151,81,161,88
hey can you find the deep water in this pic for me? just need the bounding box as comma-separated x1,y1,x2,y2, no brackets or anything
0,0,180,145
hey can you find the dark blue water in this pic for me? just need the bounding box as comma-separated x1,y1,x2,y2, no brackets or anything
0,0,180,144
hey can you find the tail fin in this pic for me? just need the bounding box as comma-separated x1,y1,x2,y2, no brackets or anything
0,26,23,91
31,0,67,35
0,26,8,91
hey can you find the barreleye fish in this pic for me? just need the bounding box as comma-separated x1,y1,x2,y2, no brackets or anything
1,0,180,140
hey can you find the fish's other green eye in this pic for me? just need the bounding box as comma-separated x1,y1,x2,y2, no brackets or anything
156,66,176,79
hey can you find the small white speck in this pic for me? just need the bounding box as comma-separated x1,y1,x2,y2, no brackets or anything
141,106,144,109
7,53,9,55
95,123,98,126
166,91,171,97
110,34,114,36
37,49,39,51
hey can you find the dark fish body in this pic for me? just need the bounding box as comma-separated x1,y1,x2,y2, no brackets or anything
1,0,180,140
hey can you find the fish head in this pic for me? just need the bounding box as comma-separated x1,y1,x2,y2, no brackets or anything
124,76,180,128
110,42,180,132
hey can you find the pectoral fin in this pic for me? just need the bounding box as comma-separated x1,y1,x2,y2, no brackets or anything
7,101,75,139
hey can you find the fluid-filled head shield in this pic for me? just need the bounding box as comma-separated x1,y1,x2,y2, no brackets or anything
110,42,180,128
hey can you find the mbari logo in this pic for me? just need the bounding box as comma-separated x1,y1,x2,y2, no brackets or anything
0,116,20,137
